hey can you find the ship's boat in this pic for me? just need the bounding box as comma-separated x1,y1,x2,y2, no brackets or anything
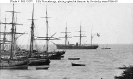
68,58,80,60
71,63,85,66
0,58,29,69
36,65,49,70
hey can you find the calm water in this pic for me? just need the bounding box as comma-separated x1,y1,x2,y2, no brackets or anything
0,44,133,79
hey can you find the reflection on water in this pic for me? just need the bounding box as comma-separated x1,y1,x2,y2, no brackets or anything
0,44,133,79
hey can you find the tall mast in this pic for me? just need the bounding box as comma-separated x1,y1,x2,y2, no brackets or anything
29,4,35,57
91,29,92,46
91,27,99,46
36,6,49,53
0,7,1,60
45,6,49,52
60,23,71,45
3,16,7,50
74,22,86,46
79,23,82,46
38,6,59,54
65,24,67,45
10,4,15,59
38,6,51,53
37,6,50,53
2,4,21,59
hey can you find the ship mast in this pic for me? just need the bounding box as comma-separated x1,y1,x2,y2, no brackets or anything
0,23,1,62
79,24,82,46
45,6,49,53
29,4,35,57
2,4,22,59
10,4,15,59
65,25,67,45
37,6,50,53
74,22,86,46
91,29,92,46
3,16,7,50
0,8,1,61
5,4,21,59
60,23,71,45
91,28,99,46
37,6,59,54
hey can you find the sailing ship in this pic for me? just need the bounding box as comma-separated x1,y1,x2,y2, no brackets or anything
56,24,99,49
0,4,29,69
37,6,65,60
27,4,50,66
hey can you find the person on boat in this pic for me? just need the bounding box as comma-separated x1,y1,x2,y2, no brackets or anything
76,42,78,46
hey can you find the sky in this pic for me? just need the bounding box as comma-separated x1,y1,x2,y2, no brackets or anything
0,3,133,46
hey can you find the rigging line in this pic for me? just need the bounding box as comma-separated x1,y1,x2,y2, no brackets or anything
48,23,52,37
18,33,27,47
5,13,12,22
36,41,41,51
34,40,39,51
33,27,40,51
26,36,30,50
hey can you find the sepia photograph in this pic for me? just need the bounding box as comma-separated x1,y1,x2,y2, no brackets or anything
0,1,133,79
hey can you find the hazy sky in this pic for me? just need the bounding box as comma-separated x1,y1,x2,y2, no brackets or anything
0,3,133,46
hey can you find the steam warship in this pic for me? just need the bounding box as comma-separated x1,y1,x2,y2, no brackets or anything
56,24,99,49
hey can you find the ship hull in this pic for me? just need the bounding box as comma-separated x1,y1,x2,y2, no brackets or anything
28,58,50,66
48,51,65,60
0,59,29,70
56,44,98,49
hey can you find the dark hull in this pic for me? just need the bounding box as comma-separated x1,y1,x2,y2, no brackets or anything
36,66,49,70
68,58,80,60
48,51,65,60
101,48,111,49
56,44,98,49
71,63,85,66
0,59,29,70
48,54,62,60
28,58,50,66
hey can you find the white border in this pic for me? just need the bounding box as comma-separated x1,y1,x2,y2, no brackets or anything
0,0,133,3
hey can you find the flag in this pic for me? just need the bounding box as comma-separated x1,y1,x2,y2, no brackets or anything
97,33,100,37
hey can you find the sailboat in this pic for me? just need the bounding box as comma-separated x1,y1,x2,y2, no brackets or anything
37,6,65,60
0,4,29,69
27,4,50,66
56,23,99,49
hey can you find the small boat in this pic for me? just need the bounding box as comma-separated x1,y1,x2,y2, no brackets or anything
36,66,49,70
68,58,80,60
117,65,129,69
71,63,85,66
101,48,111,49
